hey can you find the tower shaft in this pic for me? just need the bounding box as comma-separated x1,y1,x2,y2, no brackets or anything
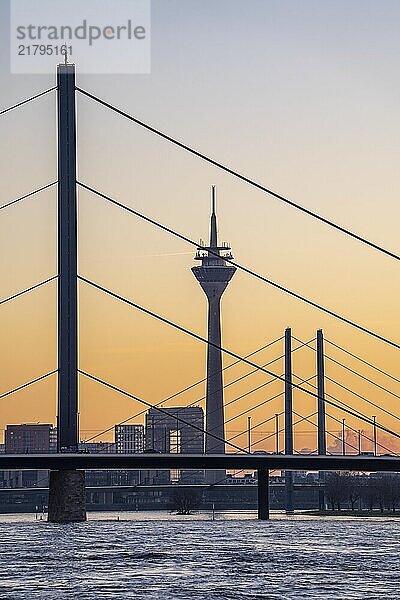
205,294,225,453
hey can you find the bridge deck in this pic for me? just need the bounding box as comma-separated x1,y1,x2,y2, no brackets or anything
0,453,398,472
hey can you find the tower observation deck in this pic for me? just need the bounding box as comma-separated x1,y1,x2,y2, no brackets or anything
192,186,236,473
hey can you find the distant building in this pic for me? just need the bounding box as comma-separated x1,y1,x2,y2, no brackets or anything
226,473,257,485
5,424,56,454
144,407,204,484
2,424,56,489
78,441,116,454
115,424,144,454
113,425,144,486
50,428,57,453
145,407,204,454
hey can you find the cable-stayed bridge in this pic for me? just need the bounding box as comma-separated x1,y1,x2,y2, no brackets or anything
1,60,399,522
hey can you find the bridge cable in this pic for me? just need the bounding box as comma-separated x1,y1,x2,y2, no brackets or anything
75,87,400,263
78,369,247,454
0,181,58,212
83,346,305,454
250,408,360,456
177,408,286,486
185,373,310,454
292,409,360,455
78,275,400,440
297,367,400,432
178,374,315,484
137,339,311,448
208,374,315,451
325,376,400,423
82,335,286,444
293,335,400,400
325,339,400,384
325,358,400,399
202,372,316,452
83,338,308,447
0,370,58,401
0,276,58,307
77,182,399,350
292,336,400,421
244,410,318,450
78,274,399,441
325,410,397,456
0,87,57,116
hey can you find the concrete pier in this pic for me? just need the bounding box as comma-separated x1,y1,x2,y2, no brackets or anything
48,470,86,523
257,468,269,520
285,470,294,515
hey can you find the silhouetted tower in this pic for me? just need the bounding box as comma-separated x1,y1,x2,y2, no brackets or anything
192,187,236,460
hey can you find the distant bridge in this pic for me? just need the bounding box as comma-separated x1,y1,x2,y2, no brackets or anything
0,483,322,493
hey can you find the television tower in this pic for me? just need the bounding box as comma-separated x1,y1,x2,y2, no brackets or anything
192,186,236,468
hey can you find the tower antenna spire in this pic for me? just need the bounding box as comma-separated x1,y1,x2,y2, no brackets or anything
211,185,216,215
210,185,218,248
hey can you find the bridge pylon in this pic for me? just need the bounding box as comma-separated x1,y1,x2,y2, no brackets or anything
48,60,86,523
317,329,327,512
284,328,294,515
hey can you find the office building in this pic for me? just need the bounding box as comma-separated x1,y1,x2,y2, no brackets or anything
145,406,204,484
115,424,144,454
5,424,56,454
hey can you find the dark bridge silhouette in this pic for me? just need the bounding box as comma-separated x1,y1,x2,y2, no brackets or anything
1,453,399,472
2,453,400,521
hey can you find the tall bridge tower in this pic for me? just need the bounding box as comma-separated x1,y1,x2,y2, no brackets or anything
192,187,236,466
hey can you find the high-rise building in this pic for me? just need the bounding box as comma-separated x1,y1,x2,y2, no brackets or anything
145,407,204,453
192,187,236,481
145,407,204,484
4,424,56,489
107,426,145,486
115,424,144,454
5,424,55,454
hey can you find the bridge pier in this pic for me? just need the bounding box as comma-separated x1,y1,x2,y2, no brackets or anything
257,468,269,520
318,471,326,512
48,470,86,523
285,470,294,515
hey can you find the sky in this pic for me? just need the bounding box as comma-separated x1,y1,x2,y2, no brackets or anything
0,0,399,452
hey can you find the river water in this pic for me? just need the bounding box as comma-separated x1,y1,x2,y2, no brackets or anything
0,511,398,599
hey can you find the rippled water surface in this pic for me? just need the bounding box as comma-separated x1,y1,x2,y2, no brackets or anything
0,511,399,599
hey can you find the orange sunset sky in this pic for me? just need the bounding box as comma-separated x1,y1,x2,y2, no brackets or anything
0,1,399,452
